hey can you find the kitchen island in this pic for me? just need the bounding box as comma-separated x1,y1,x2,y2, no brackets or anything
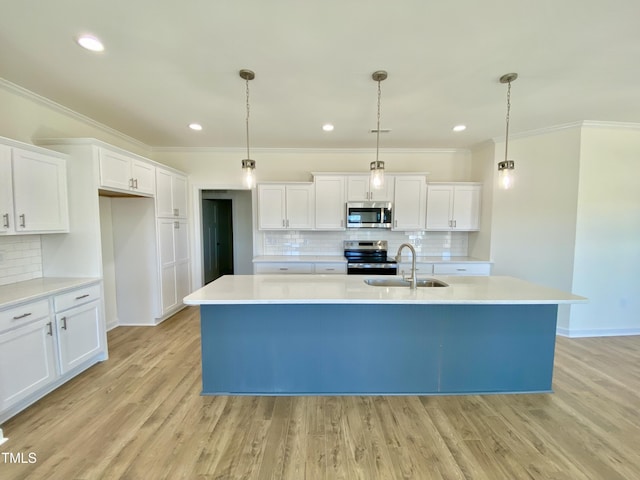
184,275,586,396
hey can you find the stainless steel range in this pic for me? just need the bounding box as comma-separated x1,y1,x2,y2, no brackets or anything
344,240,398,275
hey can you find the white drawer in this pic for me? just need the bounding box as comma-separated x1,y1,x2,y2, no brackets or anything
433,263,491,276
314,263,347,274
397,262,434,277
0,299,50,333
54,283,101,312
254,263,314,274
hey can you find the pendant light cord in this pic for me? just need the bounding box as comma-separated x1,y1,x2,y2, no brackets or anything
504,80,512,162
376,79,382,163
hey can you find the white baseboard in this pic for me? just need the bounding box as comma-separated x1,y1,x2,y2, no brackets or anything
0,428,7,445
557,327,640,338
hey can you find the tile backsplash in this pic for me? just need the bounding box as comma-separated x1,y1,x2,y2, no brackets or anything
258,230,468,257
0,236,43,286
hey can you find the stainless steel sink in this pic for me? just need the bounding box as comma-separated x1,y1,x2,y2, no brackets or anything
364,278,449,288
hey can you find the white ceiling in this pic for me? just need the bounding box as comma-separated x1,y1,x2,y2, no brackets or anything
1,0,639,150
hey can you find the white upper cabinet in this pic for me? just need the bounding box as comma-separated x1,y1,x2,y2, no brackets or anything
313,175,346,230
258,184,315,230
426,183,481,231
156,168,188,218
99,148,155,196
392,176,426,231
1,145,69,235
0,145,13,234
346,175,394,202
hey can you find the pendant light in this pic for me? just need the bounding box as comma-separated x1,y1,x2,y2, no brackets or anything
370,70,387,190
498,72,517,189
240,69,256,189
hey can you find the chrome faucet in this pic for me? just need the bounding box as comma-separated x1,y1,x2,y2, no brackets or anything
396,243,417,289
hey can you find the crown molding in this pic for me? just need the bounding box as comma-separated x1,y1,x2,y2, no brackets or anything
1,77,150,152
492,120,640,143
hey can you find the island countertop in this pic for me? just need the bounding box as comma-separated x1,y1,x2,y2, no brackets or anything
183,274,587,306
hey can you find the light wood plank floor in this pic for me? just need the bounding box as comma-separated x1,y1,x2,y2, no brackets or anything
1,306,639,479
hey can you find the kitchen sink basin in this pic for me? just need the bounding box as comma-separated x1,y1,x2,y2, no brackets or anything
364,278,449,288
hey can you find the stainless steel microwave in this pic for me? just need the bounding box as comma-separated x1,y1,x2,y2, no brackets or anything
346,202,392,229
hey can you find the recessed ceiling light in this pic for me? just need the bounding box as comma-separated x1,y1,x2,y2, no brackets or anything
322,124,334,132
453,125,467,132
188,123,203,131
76,34,105,52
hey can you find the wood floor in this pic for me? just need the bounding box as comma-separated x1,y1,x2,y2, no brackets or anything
1,307,639,480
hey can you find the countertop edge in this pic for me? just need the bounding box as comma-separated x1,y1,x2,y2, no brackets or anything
0,277,102,310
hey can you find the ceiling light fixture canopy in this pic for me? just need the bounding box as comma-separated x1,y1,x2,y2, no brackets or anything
498,72,518,190
370,70,387,190
240,69,256,189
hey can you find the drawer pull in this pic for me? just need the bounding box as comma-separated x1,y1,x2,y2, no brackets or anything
325,268,335,271
13,312,32,320
279,268,289,271
456,268,467,271
75,294,90,300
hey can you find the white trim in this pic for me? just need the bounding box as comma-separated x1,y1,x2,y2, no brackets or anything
493,120,640,143
0,78,149,151
557,327,640,338
0,428,7,445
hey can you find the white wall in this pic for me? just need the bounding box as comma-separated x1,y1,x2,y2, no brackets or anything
0,80,149,157
468,140,496,260
151,148,472,186
569,126,640,335
489,127,582,331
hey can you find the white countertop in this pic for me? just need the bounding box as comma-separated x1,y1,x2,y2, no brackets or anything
0,277,101,309
184,274,587,306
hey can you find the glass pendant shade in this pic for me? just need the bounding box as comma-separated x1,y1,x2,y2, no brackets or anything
498,160,514,190
370,160,385,189
242,159,256,189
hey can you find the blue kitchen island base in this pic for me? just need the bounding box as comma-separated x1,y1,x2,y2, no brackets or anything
199,303,558,395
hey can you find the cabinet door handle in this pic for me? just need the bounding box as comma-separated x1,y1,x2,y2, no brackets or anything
134,178,138,189
75,294,90,300
13,312,32,320
173,208,179,217
286,219,290,228
282,219,285,227
129,178,134,188
2,213,8,228
61,317,68,330
47,321,53,336
174,221,179,229
19,214,26,228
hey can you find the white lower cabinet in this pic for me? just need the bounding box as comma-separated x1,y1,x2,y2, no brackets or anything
0,312,57,412
314,263,347,274
397,262,434,278
433,263,492,276
0,282,107,422
55,301,102,374
254,263,314,274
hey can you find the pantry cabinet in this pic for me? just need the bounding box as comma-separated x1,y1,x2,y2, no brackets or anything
346,175,395,202
157,218,190,315
0,142,69,235
156,168,188,218
426,183,481,231
314,175,346,230
99,148,155,195
258,183,315,230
